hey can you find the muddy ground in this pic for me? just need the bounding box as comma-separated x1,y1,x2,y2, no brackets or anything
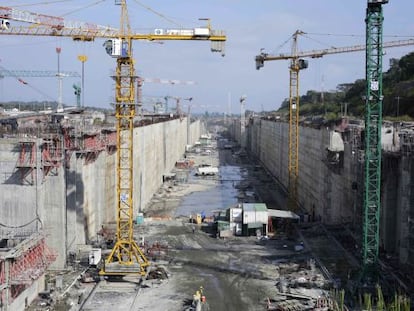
83,144,325,311
30,141,334,311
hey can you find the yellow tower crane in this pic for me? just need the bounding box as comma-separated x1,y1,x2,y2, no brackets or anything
255,30,414,213
0,2,226,276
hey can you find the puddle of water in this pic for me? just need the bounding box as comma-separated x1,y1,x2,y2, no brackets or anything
175,165,240,217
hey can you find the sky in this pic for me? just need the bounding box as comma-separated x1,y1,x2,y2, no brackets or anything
1,0,413,114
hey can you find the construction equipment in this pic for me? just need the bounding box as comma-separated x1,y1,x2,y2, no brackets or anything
256,30,308,213
165,95,193,119
0,69,80,78
136,77,195,116
0,2,225,276
0,68,80,107
255,32,414,214
361,0,387,278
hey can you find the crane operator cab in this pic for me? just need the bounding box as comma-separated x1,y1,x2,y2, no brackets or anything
103,39,129,58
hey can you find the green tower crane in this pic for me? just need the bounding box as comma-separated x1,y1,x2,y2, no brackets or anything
362,0,388,276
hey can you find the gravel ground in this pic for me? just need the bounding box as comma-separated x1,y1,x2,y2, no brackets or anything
31,143,330,311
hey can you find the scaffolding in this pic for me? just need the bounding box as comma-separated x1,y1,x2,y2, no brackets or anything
62,126,117,165
0,233,56,307
15,140,37,185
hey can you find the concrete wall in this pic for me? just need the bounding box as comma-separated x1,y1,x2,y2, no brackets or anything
0,117,203,270
244,118,414,266
0,138,66,268
7,275,45,311
64,118,201,264
245,118,355,223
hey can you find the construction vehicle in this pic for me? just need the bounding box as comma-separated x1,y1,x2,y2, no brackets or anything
195,164,219,176
255,32,414,214
0,2,226,276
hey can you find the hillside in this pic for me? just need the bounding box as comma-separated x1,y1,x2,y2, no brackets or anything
277,51,414,121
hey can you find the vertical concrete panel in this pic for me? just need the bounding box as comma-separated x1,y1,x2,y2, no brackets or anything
381,156,399,253
248,120,359,224
41,165,66,269
81,153,109,243
132,119,191,214
65,152,82,252
397,156,413,263
0,139,39,235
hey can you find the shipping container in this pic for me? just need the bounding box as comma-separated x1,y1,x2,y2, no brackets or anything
242,203,268,224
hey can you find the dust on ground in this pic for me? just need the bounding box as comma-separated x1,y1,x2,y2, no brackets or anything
30,141,332,311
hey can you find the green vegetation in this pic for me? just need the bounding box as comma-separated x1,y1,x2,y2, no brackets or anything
278,51,414,121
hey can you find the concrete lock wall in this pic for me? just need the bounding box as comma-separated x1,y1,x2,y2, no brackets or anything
0,138,66,268
0,118,203,269
65,117,201,266
244,118,414,266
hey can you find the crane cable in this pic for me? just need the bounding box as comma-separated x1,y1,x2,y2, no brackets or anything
271,31,364,55
9,0,74,8
58,0,107,18
0,64,56,101
269,33,295,55
10,0,107,19
132,0,183,28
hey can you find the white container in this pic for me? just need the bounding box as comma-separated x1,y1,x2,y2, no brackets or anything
255,211,268,224
230,208,243,222
242,203,268,224
89,248,102,266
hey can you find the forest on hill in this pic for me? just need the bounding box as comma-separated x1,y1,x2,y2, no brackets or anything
278,51,414,121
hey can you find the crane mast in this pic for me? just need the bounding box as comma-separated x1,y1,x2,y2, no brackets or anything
287,31,307,213
362,0,388,276
256,30,308,213
102,0,150,275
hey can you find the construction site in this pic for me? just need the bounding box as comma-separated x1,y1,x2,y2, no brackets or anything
0,1,413,310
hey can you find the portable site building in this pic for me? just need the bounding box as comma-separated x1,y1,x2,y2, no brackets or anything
242,203,268,236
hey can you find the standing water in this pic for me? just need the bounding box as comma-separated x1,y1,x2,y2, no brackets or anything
174,164,241,217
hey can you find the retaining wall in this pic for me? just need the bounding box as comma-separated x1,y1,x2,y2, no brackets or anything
240,118,413,267
0,117,203,269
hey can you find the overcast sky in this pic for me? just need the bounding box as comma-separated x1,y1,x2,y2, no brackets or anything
1,0,413,114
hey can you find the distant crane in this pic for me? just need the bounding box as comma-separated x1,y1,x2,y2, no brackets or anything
135,77,195,117
255,32,414,214
165,95,193,120
0,68,80,108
